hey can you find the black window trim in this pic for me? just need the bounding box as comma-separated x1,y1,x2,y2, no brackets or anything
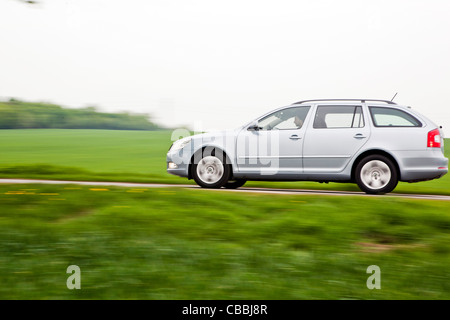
368,106,422,128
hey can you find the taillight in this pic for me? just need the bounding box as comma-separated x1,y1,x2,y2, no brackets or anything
427,129,441,148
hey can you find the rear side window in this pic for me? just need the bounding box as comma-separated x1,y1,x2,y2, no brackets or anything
313,106,364,129
369,107,422,127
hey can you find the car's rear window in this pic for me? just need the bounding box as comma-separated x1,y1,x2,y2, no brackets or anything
369,107,422,127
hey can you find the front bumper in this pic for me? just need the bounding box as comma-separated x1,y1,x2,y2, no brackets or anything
166,149,190,178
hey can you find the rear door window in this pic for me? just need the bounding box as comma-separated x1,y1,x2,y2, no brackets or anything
313,106,364,129
369,107,422,127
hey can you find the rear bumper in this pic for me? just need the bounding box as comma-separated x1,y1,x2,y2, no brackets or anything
397,150,448,182
401,168,447,182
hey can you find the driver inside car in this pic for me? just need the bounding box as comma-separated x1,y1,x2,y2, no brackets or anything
294,115,304,128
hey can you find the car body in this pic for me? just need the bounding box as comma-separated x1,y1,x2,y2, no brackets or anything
167,99,448,194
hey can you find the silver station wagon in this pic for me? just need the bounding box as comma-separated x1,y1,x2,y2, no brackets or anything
167,99,448,194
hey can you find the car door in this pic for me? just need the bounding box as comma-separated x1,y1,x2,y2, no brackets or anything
302,104,371,173
235,106,311,176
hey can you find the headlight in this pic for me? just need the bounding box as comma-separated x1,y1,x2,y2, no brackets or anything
170,137,191,151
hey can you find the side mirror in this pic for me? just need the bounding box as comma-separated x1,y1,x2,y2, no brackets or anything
247,121,261,131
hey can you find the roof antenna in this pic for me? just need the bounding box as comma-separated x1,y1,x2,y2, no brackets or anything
390,92,398,102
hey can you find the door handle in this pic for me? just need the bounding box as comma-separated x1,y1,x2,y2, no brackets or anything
353,133,366,139
289,135,302,140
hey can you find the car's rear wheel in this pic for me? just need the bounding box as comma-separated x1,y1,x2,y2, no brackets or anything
192,152,230,188
355,155,398,194
224,179,247,189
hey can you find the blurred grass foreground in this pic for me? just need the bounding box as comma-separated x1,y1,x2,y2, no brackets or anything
0,183,449,299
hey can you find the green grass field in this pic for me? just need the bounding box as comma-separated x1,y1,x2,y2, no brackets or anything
0,183,449,299
0,129,449,195
0,129,179,183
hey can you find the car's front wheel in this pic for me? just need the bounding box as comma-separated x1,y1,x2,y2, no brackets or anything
192,153,230,188
355,155,398,194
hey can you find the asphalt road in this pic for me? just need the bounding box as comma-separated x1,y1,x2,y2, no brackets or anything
1,178,449,201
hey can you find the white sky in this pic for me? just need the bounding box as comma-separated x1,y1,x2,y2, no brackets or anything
1,0,450,132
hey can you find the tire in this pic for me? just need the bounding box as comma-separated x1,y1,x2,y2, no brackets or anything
224,179,247,189
191,149,230,188
355,155,398,194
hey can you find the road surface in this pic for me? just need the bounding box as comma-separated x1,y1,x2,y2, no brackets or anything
0,178,449,201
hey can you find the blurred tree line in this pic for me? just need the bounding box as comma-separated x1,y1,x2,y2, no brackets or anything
0,99,162,130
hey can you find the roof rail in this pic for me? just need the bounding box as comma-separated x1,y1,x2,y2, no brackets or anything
292,99,397,105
